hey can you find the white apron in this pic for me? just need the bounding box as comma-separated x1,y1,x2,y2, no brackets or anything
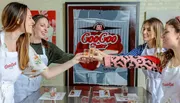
14,46,48,103
0,31,22,103
141,45,163,102
160,64,180,103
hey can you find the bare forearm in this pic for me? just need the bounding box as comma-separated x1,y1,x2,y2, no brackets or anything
42,60,76,79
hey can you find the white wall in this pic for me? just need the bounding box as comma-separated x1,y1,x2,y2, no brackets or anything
1,0,180,87
0,0,65,86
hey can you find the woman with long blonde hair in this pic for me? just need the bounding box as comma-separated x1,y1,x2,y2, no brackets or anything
122,18,165,101
92,17,180,103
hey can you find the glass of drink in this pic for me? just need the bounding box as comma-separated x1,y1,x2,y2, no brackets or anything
89,45,96,56
84,49,89,56
49,87,57,97
120,86,124,97
122,86,128,97
70,90,75,95
104,90,109,96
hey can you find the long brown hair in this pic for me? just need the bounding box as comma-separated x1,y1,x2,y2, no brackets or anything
1,2,30,70
161,17,180,68
32,14,49,48
142,18,164,59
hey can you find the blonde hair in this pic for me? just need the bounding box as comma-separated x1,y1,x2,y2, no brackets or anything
142,18,164,59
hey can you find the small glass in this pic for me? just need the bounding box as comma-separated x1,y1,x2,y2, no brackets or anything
89,45,96,56
49,87,57,97
122,86,128,97
83,49,89,56
120,86,124,97
70,90,75,95
104,90,109,96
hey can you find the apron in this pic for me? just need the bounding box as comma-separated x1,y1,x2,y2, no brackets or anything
160,64,180,103
14,45,48,103
141,45,163,102
0,31,22,103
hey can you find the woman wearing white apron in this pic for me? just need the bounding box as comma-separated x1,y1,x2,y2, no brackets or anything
160,62,180,103
14,46,48,102
0,32,21,103
158,17,180,103
1,2,83,103
120,18,164,102
93,17,180,103
14,14,74,102
141,46,165,103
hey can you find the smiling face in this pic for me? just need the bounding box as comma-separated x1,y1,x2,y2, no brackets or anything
142,23,156,42
162,24,180,49
24,9,35,34
18,8,35,34
1,3,34,33
141,18,164,49
33,17,49,39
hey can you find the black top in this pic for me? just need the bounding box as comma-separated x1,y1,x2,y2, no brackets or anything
30,41,74,66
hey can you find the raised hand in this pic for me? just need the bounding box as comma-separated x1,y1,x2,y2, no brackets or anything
79,48,109,64
71,53,84,64
94,49,108,62
73,52,93,64
84,49,108,64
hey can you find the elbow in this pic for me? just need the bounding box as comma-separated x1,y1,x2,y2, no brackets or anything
41,69,53,80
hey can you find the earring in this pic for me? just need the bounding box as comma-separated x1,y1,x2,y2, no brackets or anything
17,19,20,24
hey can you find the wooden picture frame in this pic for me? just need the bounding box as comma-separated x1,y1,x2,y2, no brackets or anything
65,2,140,86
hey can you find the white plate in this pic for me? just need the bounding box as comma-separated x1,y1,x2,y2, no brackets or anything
39,92,66,100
